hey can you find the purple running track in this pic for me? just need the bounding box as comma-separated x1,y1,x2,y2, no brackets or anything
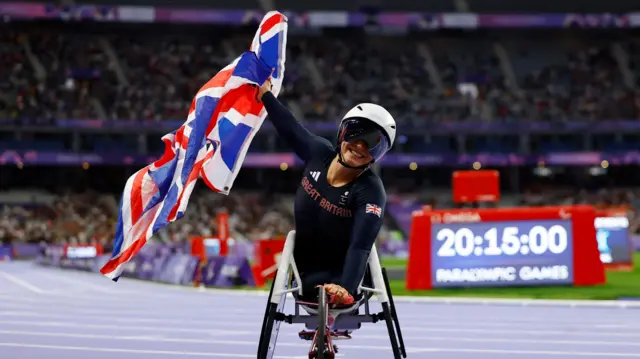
0,261,639,359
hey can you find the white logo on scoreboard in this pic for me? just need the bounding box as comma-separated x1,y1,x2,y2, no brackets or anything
595,217,629,228
435,265,570,284
443,212,481,223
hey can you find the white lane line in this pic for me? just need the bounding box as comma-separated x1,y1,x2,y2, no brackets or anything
38,272,117,293
398,326,640,337
0,289,266,305
0,319,638,338
0,311,260,326
0,299,263,316
394,296,640,308
0,290,265,305
4,325,640,346
0,320,253,335
31,264,640,308
409,347,640,357
0,342,302,358
1,310,640,332
0,298,636,330
3,293,634,331
0,290,636,324
0,311,261,328
0,329,401,351
404,335,640,347
1,339,638,358
0,272,45,293
0,295,42,303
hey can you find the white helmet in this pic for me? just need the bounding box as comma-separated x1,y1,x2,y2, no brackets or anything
336,103,396,166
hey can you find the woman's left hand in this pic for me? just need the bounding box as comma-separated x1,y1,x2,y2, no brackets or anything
257,74,273,101
321,283,353,304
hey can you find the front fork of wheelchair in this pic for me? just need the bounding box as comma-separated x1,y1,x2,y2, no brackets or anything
382,267,407,358
309,286,336,359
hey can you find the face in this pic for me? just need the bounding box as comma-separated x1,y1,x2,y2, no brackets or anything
340,140,373,168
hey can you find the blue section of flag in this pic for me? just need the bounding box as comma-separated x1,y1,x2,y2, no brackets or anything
233,52,273,84
218,118,253,171
260,34,281,79
111,197,126,258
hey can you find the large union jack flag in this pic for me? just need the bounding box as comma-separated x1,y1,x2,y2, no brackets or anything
100,11,288,281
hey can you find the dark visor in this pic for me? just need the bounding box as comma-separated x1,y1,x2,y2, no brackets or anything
337,118,390,162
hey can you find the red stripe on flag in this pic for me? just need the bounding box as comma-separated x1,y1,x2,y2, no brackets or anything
180,128,190,150
153,137,177,168
174,126,185,149
130,168,149,226
205,86,264,136
197,68,239,136
231,87,264,116
200,68,234,92
167,155,209,222
100,235,148,276
260,13,283,35
101,201,162,276
188,98,196,115
201,174,223,193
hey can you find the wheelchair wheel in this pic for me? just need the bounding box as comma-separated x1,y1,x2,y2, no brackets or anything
316,286,327,359
257,270,288,359
382,268,407,358
257,271,277,359
382,301,402,359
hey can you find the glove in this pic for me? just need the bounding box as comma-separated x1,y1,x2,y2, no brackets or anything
320,283,354,305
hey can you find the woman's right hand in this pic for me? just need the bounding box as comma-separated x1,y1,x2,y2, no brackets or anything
257,78,273,101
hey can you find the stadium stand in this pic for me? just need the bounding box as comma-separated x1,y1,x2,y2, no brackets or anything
2,24,639,125
2,3,640,255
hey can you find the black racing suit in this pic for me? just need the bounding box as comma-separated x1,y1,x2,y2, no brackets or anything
262,92,387,297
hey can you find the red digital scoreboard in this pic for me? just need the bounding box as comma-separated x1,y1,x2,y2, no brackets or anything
407,205,606,290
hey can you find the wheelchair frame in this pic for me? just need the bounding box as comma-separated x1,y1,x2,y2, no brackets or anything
257,230,407,359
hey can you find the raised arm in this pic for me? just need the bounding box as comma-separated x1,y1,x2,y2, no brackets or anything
260,85,332,163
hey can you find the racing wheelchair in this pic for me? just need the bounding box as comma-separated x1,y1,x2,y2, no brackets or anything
257,230,407,359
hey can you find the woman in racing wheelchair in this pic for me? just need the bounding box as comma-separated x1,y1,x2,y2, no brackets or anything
255,78,406,359
258,78,393,306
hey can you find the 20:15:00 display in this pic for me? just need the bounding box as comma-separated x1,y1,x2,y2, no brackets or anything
435,225,569,257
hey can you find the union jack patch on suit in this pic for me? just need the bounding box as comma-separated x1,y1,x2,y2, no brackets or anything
366,204,382,217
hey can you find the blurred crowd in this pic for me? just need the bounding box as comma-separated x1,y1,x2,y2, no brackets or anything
4,21,640,247
3,186,640,248
519,186,640,233
3,23,640,125
0,189,295,247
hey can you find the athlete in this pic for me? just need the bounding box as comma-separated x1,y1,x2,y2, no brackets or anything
257,78,396,305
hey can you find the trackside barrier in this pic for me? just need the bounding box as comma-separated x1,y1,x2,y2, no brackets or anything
36,244,257,288
0,244,14,261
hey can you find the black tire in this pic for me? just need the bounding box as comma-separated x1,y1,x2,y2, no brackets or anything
382,302,402,359
316,286,327,359
382,268,407,358
257,271,277,359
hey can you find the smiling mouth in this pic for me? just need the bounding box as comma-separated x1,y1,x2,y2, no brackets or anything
350,149,365,159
